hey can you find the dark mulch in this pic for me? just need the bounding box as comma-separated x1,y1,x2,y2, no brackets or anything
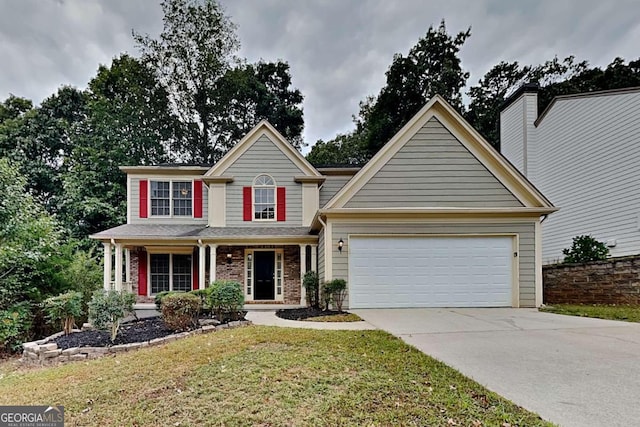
276,307,347,321
54,317,177,350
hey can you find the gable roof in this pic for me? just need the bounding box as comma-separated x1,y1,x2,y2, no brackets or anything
324,95,555,210
204,120,321,178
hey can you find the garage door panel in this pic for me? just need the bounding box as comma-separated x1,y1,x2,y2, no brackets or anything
349,236,513,308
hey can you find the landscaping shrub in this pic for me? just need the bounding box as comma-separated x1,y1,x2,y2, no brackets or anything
154,291,183,310
88,290,136,342
303,271,320,308
563,235,609,263
0,302,32,353
328,279,347,312
42,291,83,335
161,293,202,331
190,288,212,315
208,280,244,321
320,281,332,310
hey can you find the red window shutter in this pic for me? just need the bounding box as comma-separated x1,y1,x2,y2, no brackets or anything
277,187,286,222
138,252,147,296
243,187,252,221
192,254,198,291
193,180,203,218
139,180,148,218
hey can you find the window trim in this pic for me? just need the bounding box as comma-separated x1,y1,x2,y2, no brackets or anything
148,179,195,219
252,174,277,222
147,252,194,296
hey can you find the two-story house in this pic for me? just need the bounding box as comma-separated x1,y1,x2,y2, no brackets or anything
500,85,640,263
91,96,555,308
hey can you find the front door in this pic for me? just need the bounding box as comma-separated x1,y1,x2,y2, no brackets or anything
254,251,275,300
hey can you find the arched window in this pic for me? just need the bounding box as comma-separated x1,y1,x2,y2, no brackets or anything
253,174,276,220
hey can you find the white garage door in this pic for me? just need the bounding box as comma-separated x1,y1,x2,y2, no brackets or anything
349,236,513,308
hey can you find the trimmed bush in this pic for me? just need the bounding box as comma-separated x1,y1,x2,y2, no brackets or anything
321,279,348,311
563,235,610,263
303,271,320,308
208,280,244,321
0,302,32,353
88,290,136,342
161,293,202,331
154,291,183,310
42,291,83,335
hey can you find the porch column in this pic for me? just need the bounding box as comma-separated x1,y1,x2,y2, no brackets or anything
125,248,131,283
114,243,123,292
209,244,217,284
311,245,318,272
198,244,206,289
299,244,307,305
103,242,112,291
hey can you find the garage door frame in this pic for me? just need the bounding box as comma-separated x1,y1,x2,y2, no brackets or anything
347,233,520,308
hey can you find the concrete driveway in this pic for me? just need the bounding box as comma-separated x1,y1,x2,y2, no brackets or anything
353,308,640,427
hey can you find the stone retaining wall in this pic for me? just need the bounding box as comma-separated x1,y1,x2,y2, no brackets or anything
543,255,640,304
21,320,251,366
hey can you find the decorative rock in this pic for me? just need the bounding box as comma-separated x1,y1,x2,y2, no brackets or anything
43,349,62,358
217,323,229,330
200,318,220,326
149,337,166,346
201,325,216,332
70,354,87,361
82,323,94,331
39,343,58,352
61,347,80,356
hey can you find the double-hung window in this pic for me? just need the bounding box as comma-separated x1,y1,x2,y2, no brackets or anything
253,174,275,220
150,181,192,217
150,253,192,294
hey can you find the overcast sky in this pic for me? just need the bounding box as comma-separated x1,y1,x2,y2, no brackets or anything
1,0,639,152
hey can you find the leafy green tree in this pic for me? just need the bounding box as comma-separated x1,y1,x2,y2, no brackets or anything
465,61,531,148
61,54,174,238
306,133,367,166
359,20,471,158
135,0,304,162
211,61,305,151
134,0,240,162
0,159,60,309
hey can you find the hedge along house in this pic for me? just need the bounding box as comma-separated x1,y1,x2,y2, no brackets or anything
90,95,556,308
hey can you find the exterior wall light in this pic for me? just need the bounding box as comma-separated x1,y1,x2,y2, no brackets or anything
226,253,233,264
338,238,344,253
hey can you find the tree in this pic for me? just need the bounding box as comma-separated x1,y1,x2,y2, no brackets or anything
359,20,471,157
61,54,175,238
0,158,60,309
135,0,305,162
0,88,87,213
306,133,368,166
210,61,304,152
134,0,240,162
562,235,609,264
465,61,531,149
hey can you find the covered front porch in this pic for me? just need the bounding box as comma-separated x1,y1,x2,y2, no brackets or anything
93,225,318,306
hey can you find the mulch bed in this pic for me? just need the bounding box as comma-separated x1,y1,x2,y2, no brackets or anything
276,307,350,321
53,312,246,350
54,317,179,350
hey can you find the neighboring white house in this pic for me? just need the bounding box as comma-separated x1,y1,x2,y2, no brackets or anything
500,85,640,263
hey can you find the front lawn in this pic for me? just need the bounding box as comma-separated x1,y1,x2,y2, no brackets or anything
0,326,552,426
540,304,640,322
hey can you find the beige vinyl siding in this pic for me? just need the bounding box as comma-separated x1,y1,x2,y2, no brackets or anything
533,91,640,262
317,229,325,280
129,175,208,225
330,221,537,308
319,175,352,207
224,134,304,226
345,118,523,208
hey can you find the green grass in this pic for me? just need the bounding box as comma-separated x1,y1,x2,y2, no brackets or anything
540,304,640,322
304,313,363,322
0,326,552,426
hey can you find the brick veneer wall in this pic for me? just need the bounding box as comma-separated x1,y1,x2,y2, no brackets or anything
543,256,640,304
216,245,301,305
